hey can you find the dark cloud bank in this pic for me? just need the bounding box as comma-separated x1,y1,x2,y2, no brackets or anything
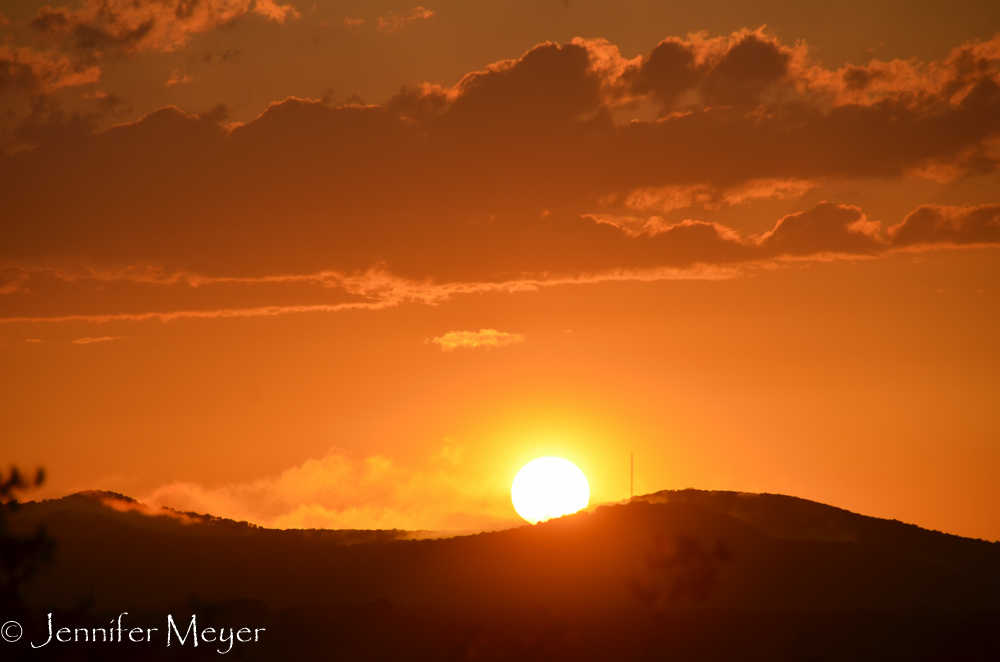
1,30,999,317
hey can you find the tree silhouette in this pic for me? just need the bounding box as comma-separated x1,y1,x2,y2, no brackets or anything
0,466,55,610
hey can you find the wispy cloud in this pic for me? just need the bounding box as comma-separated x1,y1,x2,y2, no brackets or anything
431,329,526,352
165,70,194,87
7,303,373,325
332,6,433,32
0,265,737,325
376,6,434,33
71,335,124,344
1,200,996,328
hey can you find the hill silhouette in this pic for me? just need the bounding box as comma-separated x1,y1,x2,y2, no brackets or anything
6,489,999,660
636,489,1000,592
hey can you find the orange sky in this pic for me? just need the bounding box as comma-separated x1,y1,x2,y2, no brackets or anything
1,0,999,539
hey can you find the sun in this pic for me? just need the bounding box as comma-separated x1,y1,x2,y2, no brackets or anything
511,457,590,524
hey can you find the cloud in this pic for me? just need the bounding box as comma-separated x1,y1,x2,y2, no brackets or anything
336,17,366,28
431,329,527,351
376,7,434,33
623,179,815,213
327,7,432,32
0,265,737,325
0,45,101,95
71,335,124,344
165,70,194,87
142,447,518,531
252,0,300,23
3,303,374,325
831,37,1000,107
30,0,293,57
1,0,296,101
889,203,1000,248
1,32,998,324
696,31,793,107
625,185,714,213
619,28,1000,121
755,203,884,257
0,268,31,295
0,198,996,328
721,179,816,206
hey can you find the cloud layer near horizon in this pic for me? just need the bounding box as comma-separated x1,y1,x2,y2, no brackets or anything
140,446,518,531
2,29,999,323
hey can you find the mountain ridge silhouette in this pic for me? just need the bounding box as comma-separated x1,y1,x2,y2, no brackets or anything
11,488,999,613
634,489,1000,587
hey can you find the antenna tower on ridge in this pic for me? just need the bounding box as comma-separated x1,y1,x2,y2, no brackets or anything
630,452,633,500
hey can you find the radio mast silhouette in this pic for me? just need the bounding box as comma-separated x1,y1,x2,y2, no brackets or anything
630,452,633,500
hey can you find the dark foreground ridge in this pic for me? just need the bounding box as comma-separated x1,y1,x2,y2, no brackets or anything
6,489,1000,660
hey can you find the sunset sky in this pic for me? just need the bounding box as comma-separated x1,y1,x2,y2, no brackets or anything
1,0,998,539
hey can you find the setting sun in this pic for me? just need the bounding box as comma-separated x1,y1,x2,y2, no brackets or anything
511,457,591,524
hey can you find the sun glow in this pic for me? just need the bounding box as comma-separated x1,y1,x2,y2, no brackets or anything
511,457,590,524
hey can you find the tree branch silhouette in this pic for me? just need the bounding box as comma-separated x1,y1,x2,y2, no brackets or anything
0,466,55,610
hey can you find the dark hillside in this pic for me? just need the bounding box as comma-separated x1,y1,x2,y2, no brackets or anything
12,491,1000,612
638,489,1000,589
